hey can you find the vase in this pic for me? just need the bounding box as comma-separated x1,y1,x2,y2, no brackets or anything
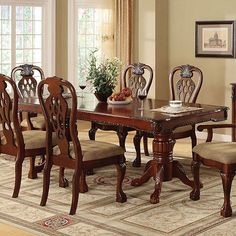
94,92,112,102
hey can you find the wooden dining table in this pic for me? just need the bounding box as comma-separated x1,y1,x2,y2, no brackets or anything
18,95,228,204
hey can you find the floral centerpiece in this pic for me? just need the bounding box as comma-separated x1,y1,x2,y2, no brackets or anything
86,49,122,102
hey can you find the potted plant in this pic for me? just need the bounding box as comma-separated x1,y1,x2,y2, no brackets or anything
86,49,122,102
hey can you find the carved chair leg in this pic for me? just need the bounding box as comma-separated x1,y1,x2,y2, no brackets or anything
115,156,127,203
70,169,81,215
40,162,52,206
12,152,24,198
220,170,235,217
88,122,98,140
143,135,150,156
132,131,143,167
190,157,201,201
117,127,128,150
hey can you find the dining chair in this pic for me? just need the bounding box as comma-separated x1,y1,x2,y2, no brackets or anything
11,64,45,131
38,76,127,215
190,123,236,217
89,62,153,159
133,64,203,167
0,74,51,198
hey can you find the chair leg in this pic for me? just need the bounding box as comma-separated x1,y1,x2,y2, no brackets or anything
69,169,81,215
190,157,201,201
28,156,37,179
115,156,127,203
59,167,69,188
88,122,97,140
117,127,128,150
220,170,235,217
79,170,88,193
132,131,143,167
143,135,149,156
190,131,197,148
12,152,24,198
40,162,52,207
28,155,45,179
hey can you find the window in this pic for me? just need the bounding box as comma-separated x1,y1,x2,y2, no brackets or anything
0,0,55,77
68,0,115,90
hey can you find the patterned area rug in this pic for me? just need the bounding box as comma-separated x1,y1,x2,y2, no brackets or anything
0,150,236,236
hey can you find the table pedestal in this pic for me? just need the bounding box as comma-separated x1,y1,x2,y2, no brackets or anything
131,132,194,203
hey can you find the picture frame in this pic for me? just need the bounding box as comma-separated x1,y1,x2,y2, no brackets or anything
195,21,236,58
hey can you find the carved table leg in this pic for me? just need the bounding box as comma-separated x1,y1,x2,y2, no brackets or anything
172,160,195,188
131,160,156,186
131,132,175,204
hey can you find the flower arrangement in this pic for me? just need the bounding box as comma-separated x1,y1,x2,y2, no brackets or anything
86,49,122,100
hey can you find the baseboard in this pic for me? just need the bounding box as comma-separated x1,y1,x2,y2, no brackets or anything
196,131,231,142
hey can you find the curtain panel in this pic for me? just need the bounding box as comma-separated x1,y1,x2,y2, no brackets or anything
115,0,134,77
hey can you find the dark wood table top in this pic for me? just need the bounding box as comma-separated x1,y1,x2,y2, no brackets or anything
18,96,228,134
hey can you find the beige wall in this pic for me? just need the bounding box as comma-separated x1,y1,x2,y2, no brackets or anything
167,0,236,122
135,0,156,98
56,0,68,79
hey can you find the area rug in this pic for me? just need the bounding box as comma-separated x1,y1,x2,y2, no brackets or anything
0,149,236,236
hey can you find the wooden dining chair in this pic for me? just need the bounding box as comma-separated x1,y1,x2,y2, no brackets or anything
11,64,46,131
38,76,127,215
190,123,236,217
133,64,203,167
0,74,52,198
89,62,153,156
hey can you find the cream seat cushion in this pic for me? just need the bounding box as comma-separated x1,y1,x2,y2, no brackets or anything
173,125,193,133
21,115,45,129
1,130,56,150
53,140,125,161
193,142,236,164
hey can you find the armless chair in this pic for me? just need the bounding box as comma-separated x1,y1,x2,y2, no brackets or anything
38,76,127,215
89,62,153,154
11,64,46,131
190,123,236,217
0,74,50,198
133,64,203,167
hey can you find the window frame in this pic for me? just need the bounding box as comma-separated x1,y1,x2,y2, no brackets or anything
0,0,55,76
68,0,114,87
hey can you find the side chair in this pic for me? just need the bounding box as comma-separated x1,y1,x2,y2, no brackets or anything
133,64,203,167
38,76,127,215
11,64,46,131
89,62,153,162
190,123,236,217
0,74,52,198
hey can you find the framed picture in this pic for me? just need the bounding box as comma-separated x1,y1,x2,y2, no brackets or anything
195,21,236,58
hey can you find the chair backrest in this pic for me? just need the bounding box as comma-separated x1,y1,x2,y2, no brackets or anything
37,76,83,164
0,74,23,153
169,64,203,103
11,64,44,98
122,63,153,98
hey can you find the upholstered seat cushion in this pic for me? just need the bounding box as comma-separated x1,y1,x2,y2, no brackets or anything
1,130,56,150
193,142,236,164
53,140,125,161
21,115,45,129
173,125,193,133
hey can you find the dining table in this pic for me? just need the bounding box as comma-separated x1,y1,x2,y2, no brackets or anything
18,95,228,204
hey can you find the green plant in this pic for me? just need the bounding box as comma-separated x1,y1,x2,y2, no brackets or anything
86,49,122,96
